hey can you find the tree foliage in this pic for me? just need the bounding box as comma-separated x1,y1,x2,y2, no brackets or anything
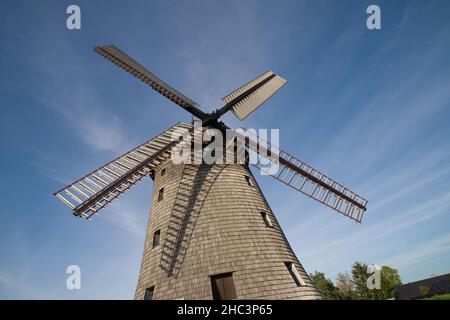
351,262,402,300
379,265,402,299
309,272,339,299
311,261,401,300
351,261,370,299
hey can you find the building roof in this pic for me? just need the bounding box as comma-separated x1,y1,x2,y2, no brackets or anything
396,273,450,300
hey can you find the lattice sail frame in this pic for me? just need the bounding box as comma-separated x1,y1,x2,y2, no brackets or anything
54,122,368,222
94,45,207,120
53,123,192,219
233,129,368,222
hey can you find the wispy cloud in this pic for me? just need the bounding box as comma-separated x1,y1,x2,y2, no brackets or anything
173,1,272,112
358,146,450,199
98,183,151,239
382,232,450,269
315,68,450,179
10,21,129,153
38,84,126,152
102,201,148,239
300,191,450,263
0,271,50,299
370,164,450,212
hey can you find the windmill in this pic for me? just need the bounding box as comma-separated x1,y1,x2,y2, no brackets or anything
53,45,368,300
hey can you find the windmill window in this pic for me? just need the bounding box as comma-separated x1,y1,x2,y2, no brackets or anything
210,273,237,300
244,175,253,186
152,229,160,248
144,286,155,300
158,187,164,202
260,211,273,227
161,168,166,176
285,262,306,287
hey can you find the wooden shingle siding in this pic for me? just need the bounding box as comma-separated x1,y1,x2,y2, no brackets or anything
134,160,322,300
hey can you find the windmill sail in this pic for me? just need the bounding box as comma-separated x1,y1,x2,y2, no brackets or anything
221,71,287,120
94,45,208,121
234,129,368,222
53,123,192,219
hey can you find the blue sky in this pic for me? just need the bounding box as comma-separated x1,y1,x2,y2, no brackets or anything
1,0,450,299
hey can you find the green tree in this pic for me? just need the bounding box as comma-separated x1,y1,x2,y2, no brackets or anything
310,271,338,299
351,261,371,299
380,266,402,299
351,262,401,300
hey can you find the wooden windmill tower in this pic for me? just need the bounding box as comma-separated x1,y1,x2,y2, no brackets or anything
54,45,368,300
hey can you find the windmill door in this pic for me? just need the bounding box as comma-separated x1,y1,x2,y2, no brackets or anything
210,273,237,300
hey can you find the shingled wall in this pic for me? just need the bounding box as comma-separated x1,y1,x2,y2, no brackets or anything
134,160,321,300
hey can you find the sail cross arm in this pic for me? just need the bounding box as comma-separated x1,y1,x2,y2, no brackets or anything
233,129,368,222
53,123,192,219
94,45,208,121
